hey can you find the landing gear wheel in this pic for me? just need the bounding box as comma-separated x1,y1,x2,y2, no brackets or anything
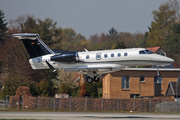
157,71,161,76
157,66,161,76
94,76,100,82
87,77,93,83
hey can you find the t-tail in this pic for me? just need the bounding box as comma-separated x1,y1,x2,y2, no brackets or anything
12,33,55,58
12,33,79,70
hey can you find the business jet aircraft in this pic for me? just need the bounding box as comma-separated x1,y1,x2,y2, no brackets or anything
11,33,174,83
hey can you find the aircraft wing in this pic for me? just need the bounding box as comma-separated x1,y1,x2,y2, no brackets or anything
61,65,116,70
61,63,119,70
61,64,125,74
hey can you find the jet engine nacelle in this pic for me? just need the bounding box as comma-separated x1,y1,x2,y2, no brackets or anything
50,52,79,62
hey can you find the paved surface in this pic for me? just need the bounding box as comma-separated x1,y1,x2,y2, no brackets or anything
0,112,180,120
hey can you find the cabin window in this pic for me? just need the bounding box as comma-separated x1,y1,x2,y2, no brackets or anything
122,76,130,89
124,52,128,56
86,55,89,59
117,53,121,57
111,53,114,57
104,54,108,58
140,76,145,82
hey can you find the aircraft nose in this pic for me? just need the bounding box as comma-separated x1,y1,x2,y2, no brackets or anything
167,57,174,63
152,54,174,65
161,56,174,63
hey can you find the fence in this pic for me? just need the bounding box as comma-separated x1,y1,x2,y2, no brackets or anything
0,95,9,109
9,95,163,112
155,101,180,112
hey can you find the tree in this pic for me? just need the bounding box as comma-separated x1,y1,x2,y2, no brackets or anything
100,27,119,49
60,28,87,51
37,18,62,45
141,32,148,47
79,83,86,96
85,82,98,97
164,23,180,63
0,9,7,46
52,70,79,95
36,79,49,96
88,34,101,50
108,27,118,36
0,15,59,96
115,41,126,49
146,0,180,47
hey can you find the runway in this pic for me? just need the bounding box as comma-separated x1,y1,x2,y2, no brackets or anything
0,112,180,120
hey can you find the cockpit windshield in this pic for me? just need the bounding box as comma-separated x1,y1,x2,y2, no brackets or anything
145,50,154,54
139,50,154,54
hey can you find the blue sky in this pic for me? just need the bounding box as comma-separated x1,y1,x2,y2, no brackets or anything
0,0,174,39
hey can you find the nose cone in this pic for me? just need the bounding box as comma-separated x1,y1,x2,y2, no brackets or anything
156,55,174,65
165,57,174,63
150,54,174,66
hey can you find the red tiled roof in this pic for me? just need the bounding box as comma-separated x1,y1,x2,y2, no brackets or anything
147,47,161,53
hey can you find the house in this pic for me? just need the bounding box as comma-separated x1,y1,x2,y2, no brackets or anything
166,81,180,101
103,47,180,99
103,68,180,99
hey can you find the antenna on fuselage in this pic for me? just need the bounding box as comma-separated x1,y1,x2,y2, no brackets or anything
84,48,88,52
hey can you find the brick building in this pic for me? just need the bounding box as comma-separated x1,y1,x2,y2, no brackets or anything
103,47,180,99
103,68,180,99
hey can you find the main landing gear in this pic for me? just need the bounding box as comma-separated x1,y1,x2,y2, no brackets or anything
86,76,100,83
157,66,161,76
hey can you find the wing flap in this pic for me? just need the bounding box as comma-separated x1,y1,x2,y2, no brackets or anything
61,65,117,70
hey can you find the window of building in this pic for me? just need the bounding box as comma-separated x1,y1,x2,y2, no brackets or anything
124,52,128,56
154,76,162,83
111,53,114,57
104,93,106,99
130,94,140,98
117,53,121,57
140,76,145,82
86,55,89,59
122,76,130,89
154,76,162,91
104,54,108,58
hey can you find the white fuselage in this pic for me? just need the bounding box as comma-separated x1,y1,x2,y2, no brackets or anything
29,48,174,75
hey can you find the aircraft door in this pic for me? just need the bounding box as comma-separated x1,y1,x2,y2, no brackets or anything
96,53,101,60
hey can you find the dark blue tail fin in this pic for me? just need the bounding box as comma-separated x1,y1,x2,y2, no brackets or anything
12,33,54,58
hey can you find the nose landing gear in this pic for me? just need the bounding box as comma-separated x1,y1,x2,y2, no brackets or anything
157,66,161,76
87,76,93,83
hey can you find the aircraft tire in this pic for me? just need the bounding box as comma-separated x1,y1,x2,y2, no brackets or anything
87,77,93,83
94,76,100,82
